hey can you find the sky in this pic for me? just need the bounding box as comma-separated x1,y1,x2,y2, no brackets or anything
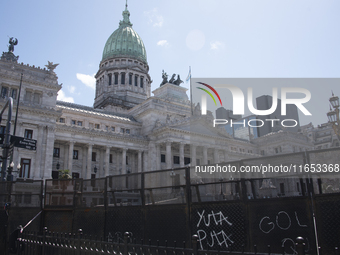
1,0,339,126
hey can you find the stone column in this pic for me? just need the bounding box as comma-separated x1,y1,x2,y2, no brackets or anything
116,150,120,173
105,146,110,176
32,124,44,179
86,144,93,179
156,143,160,170
191,144,197,166
82,147,87,178
143,150,148,172
43,126,55,179
224,150,228,162
122,148,127,173
166,141,172,169
214,148,219,164
148,142,156,171
179,142,185,167
68,141,75,172
138,150,142,173
203,146,208,165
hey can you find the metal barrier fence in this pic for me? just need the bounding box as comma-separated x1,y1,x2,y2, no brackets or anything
15,228,311,255
1,147,340,254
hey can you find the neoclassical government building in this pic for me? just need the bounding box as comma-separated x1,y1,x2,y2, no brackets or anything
0,5,313,181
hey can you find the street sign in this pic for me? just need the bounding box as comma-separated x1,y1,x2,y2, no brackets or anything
10,136,37,150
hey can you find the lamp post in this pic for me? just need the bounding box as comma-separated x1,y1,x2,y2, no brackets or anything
7,162,14,181
94,165,97,174
327,92,340,140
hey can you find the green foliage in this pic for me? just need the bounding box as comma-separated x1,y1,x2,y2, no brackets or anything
58,169,71,179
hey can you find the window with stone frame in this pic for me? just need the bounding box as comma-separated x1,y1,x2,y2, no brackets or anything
24,129,33,139
120,128,125,133
71,120,76,125
111,126,115,132
173,156,180,164
53,148,60,157
140,77,144,88
114,73,118,84
134,75,138,86
95,124,100,129
126,129,130,134
108,73,112,85
0,126,6,134
121,72,125,84
92,152,96,161
33,92,41,104
11,88,17,100
161,154,166,163
109,154,113,163
1,86,8,98
73,150,78,160
59,118,65,123
24,90,32,102
129,73,133,85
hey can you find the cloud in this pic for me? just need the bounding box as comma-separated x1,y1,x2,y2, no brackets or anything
68,85,76,94
210,41,225,50
76,73,96,89
57,90,74,103
144,8,164,27
157,40,169,47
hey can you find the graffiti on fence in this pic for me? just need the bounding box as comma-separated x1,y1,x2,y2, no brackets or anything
196,210,234,250
107,231,134,243
259,210,309,254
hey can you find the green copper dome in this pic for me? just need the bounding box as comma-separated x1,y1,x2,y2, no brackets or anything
102,6,147,64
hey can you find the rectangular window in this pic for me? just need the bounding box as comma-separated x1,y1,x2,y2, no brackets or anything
109,154,113,163
71,120,76,125
184,157,191,165
73,150,78,159
25,91,32,102
129,74,133,85
95,124,100,129
114,73,118,84
59,118,65,123
89,123,93,128
126,129,130,134
11,89,17,100
105,126,109,131
173,156,180,164
108,74,112,85
120,128,125,133
134,75,138,86
121,73,125,84
280,183,285,195
140,77,144,88
20,158,31,178
126,156,128,165
33,93,40,104
53,148,60,157
161,154,166,163
92,152,96,161
111,126,115,132
77,121,83,126
24,129,33,139
1,87,8,98
72,172,80,179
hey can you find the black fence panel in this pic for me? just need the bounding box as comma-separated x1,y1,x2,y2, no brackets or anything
314,194,340,254
247,197,315,254
105,206,143,243
72,207,105,238
191,201,246,252
43,210,73,233
144,204,188,246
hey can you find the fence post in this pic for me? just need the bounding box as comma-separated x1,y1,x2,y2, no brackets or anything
295,237,305,255
124,232,130,255
77,229,82,255
192,235,198,255
41,227,48,255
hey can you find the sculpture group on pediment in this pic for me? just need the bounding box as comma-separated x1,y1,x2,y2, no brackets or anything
160,70,183,86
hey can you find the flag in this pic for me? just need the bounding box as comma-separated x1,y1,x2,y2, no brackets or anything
186,66,191,83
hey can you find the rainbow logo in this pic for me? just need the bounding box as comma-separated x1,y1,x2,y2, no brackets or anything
196,82,223,106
